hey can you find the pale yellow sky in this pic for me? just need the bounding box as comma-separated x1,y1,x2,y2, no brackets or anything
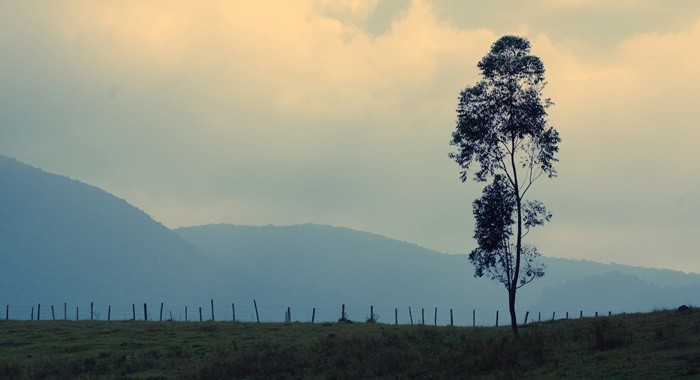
1,0,699,272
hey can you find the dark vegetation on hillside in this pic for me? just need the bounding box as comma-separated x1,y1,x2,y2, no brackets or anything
0,308,698,378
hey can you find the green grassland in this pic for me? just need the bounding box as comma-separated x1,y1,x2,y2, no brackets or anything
0,308,698,379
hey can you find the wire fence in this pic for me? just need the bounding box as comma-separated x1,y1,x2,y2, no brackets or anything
1,301,616,326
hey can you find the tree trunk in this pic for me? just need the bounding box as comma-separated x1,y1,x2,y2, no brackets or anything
509,136,523,340
508,286,519,339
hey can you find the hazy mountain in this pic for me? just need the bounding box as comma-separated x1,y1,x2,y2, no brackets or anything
534,270,700,312
0,154,221,312
2,153,698,323
175,223,700,318
174,223,504,311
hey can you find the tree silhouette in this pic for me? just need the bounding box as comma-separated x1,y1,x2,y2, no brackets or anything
449,35,560,338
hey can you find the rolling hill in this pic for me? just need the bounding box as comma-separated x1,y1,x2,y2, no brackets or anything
175,223,700,316
0,154,220,310
174,223,505,314
2,153,698,321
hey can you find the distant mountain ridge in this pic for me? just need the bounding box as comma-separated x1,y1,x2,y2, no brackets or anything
1,154,698,320
0,154,219,308
174,223,700,313
174,223,496,309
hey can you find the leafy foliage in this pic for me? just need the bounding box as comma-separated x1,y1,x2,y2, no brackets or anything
523,200,552,231
468,176,545,289
471,175,515,254
449,35,560,187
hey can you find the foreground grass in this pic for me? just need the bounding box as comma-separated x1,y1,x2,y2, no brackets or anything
0,308,698,379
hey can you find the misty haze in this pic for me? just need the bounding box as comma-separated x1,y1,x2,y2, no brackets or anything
1,1,699,378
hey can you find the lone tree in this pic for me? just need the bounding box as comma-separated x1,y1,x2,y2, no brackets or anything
449,35,560,338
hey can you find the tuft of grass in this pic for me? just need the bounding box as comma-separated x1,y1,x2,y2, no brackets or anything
0,307,699,378
592,318,630,350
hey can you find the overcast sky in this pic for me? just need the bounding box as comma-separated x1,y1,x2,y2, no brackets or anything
2,1,699,273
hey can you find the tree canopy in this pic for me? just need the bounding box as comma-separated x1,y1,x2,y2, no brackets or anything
450,35,559,187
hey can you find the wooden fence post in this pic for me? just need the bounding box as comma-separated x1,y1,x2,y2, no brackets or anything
287,307,291,323
254,300,260,323
211,299,215,321
580,310,583,319
31,306,34,321
91,302,94,320
538,312,541,322
64,303,67,320
132,304,136,320
76,306,79,321
51,305,55,321
108,306,111,321
450,309,453,326
421,308,425,325
144,303,148,321
524,311,529,324
312,308,316,323
37,304,41,321
6,304,9,320
199,307,202,322
370,305,374,322
595,311,598,317
341,304,346,320
434,307,438,326
473,309,476,327
552,311,555,321
495,310,499,327
408,307,413,325
185,306,188,322
608,311,611,316
160,303,164,322
395,308,398,325
566,311,569,320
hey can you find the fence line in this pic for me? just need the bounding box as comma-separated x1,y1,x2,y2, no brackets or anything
1,301,617,326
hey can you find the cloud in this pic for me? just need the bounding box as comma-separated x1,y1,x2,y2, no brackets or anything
526,21,700,271
0,1,699,272
38,0,496,119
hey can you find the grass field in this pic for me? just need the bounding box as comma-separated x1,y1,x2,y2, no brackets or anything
0,307,698,379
